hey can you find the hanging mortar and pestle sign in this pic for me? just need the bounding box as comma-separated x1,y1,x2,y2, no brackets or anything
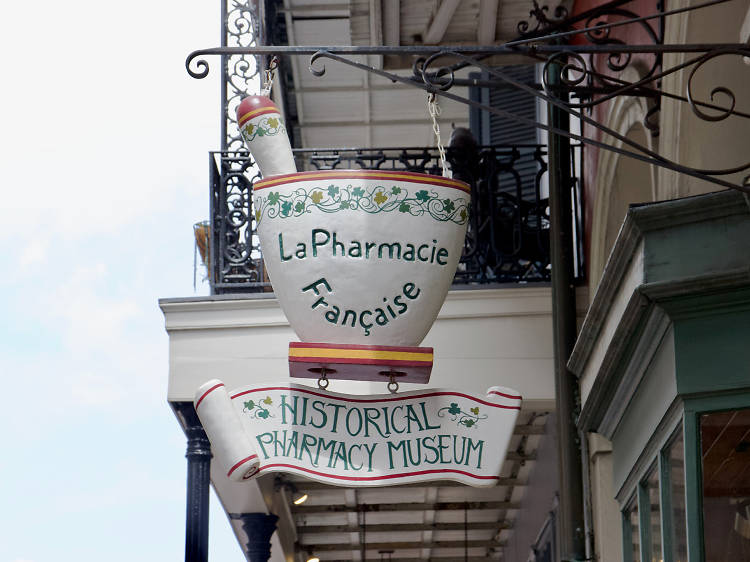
237,95,471,384
191,92,522,488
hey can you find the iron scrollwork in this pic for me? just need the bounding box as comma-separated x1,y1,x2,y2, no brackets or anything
517,0,570,35
223,1,261,151
208,146,571,293
210,152,269,291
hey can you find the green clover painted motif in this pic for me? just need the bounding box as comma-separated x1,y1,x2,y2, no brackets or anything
253,183,469,225
243,396,274,420
415,190,430,203
438,402,488,429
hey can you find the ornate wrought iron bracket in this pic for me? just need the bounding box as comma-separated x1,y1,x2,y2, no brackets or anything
194,0,750,192
187,42,750,193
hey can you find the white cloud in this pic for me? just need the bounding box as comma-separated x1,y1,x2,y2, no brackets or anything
0,1,246,560
19,238,50,270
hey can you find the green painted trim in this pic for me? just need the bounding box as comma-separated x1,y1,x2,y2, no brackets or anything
622,506,634,562
684,391,750,413
659,436,674,562
683,410,703,562
674,308,750,396
638,477,651,562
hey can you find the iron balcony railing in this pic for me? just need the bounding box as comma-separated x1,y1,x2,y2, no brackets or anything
206,145,583,294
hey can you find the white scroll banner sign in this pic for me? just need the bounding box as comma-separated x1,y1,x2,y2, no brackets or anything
194,379,521,487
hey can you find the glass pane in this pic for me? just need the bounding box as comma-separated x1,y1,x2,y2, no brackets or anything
668,431,688,562
700,408,750,562
628,499,641,562
646,467,662,562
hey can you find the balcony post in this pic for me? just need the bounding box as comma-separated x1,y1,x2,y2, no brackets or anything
546,56,586,561
236,513,279,562
185,421,212,562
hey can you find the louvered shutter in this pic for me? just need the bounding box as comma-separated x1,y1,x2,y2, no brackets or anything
469,65,541,199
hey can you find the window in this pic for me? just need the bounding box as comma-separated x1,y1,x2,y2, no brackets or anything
624,495,641,562
666,428,688,562
622,422,685,562
641,465,662,562
699,408,750,561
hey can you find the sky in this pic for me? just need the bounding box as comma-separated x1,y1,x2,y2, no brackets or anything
0,1,245,560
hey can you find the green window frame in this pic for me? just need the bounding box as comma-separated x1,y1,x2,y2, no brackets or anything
683,391,750,562
623,493,641,562
660,423,687,562
621,415,685,562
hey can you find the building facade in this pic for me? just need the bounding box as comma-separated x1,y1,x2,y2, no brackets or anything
163,1,750,560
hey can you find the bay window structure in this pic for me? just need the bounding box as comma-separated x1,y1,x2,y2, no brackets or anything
571,190,750,562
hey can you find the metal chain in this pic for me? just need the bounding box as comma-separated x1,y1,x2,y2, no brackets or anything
427,93,451,178
261,56,278,97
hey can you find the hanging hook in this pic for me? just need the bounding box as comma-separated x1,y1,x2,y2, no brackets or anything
387,372,399,394
317,367,330,390
261,56,279,97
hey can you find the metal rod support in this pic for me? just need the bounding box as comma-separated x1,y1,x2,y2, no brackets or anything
546,57,586,562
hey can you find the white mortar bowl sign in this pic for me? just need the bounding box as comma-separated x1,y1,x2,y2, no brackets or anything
253,170,471,346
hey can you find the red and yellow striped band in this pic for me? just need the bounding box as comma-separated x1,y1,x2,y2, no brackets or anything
289,342,434,367
238,106,280,127
255,170,470,194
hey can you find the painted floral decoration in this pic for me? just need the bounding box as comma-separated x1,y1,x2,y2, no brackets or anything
243,396,274,420
253,183,470,225
241,116,286,142
437,402,488,429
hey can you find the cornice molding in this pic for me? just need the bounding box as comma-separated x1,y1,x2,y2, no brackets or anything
569,190,749,377
578,266,750,434
159,287,554,331
576,288,653,432
568,218,643,376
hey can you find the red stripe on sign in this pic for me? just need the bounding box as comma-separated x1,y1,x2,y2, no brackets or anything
256,463,499,482
238,106,279,126
488,390,523,400
290,342,432,353
227,454,259,478
288,356,433,368
230,386,520,410
195,382,225,410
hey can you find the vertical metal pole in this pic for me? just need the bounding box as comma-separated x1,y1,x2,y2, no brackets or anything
546,57,586,561
258,0,267,82
220,0,228,151
185,423,212,562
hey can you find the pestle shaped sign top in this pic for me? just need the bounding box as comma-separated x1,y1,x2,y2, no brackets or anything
251,170,471,346
237,95,296,177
